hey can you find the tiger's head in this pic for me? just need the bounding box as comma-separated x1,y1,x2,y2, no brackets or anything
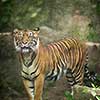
13,27,40,53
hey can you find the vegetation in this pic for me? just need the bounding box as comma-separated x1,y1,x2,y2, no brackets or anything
64,91,74,100
91,84,100,100
64,84,100,100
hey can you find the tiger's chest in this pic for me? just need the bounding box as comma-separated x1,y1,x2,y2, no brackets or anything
21,63,40,80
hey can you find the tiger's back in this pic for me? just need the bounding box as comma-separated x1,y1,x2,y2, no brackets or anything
40,38,88,85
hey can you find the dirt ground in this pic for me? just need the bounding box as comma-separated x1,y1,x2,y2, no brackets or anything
43,77,71,100
0,77,71,100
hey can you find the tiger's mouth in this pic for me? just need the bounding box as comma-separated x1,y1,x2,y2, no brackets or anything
21,47,32,53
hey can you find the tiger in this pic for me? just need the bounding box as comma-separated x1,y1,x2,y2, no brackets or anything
13,27,99,100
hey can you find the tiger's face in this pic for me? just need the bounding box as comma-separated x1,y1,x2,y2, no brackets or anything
13,28,40,53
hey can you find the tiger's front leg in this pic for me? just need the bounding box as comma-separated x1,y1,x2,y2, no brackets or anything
23,74,44,100
23,79,35,100
34,74,45,100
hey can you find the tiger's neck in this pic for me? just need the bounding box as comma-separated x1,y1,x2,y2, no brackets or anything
19,51,37,67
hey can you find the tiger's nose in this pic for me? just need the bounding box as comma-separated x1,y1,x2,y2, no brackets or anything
22,38,29,44
22,41,27,44
22,33,29,44
22,39,28,44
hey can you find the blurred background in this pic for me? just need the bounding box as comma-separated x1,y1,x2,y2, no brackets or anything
0,0,100,100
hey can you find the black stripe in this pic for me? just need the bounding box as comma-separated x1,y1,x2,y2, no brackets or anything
67,79,76,86
75,72,82,82
33,73,40,80
67,78,76,86
29,86,34,89
67,79,73,83
21,73,40,81
54,65,60,81
45,64,59,81
21,76,32,81
28,52,37,67
72,47,82,75
22,70,29,75
45,67,55,80
75,80,82,85
54,43,65,68
30,65,39,75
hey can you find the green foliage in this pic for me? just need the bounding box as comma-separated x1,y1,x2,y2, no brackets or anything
11,0,48,29
97,75,100,82
90,0,100,15
0,0,14,31
87,27,100,42
64,91,74,100
96,96,100,100
91,83,100,100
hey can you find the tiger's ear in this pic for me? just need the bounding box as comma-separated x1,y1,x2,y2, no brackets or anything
12,29,19,36
13,29,19,33
33,27,40,37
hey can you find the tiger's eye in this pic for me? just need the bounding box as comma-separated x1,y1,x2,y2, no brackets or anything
18,32,23,37
29,32,33,36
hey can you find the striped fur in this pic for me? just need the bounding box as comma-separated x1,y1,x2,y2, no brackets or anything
13,28,96,100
